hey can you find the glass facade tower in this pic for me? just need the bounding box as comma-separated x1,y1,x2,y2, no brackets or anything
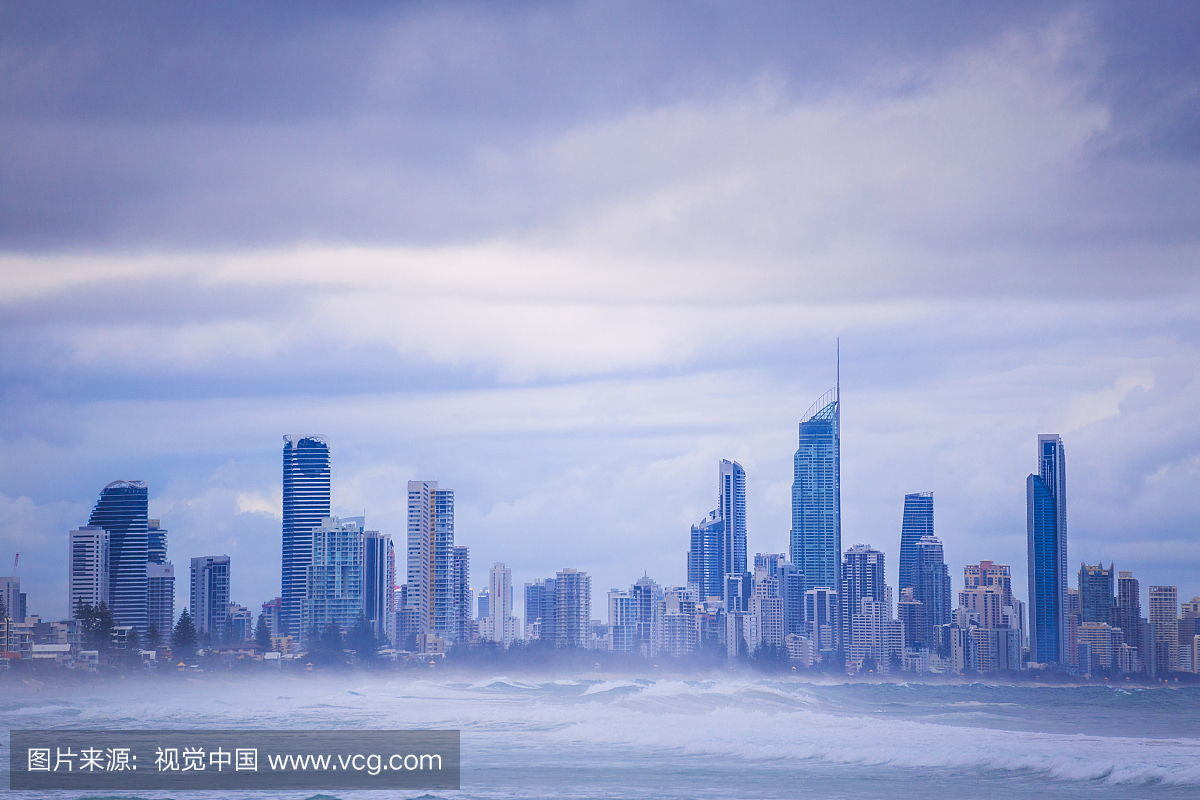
281,435,331,640
88,480,149,632
791,387,840,597
718,460,747,578
1027,434,1067,664
898,492,934,593
913,534,951,631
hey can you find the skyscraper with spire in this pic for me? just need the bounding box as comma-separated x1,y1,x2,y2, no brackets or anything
1027,433,1067,665
791,377,840,597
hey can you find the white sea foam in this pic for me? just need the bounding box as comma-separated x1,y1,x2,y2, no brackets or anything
3,675,1197,792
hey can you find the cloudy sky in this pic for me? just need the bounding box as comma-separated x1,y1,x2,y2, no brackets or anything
2,1,1199,621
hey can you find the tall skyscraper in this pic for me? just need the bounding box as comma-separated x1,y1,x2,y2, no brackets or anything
1079,563,1115,626
555,568,591,649
912,535,951,631
88,480,149,632
68,526,109,618
898,492,934,594
281,435,331,639
190,555,231,640
1149,585,1179,672
718,460,747,578
1027,434,1067,665
405,481,458,640
687,510,725,600
363,529,394,642
791,387,840,597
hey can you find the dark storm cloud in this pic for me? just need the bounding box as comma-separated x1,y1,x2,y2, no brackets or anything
10,0,1189,251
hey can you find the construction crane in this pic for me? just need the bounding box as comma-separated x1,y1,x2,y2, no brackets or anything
11,553,17,575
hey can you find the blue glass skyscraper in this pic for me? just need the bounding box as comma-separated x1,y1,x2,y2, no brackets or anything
281,435,331,639
791,387,840,597
718,460,747,578
898,492,934,593
88,480,148,632
1027,434,1067,665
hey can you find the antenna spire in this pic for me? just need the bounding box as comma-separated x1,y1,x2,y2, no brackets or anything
836,337,840,400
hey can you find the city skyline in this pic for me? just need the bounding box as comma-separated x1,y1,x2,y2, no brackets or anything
20,423,1198,657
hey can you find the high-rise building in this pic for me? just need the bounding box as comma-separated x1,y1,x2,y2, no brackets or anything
840,544,889,657
68,526,109,618
144,518,174,638
480,562,520,645
631,576,664,657
405,481,458,640
687,510,725,600
687,460,747,609
777,560,805,638
363,529,394,643
524,578,557,642
912,535,951,631
261,597,283,637
1177,597,1200,673
88,480,149,632
1,575,24,624
300,517,363,641
898,492,934,594
1079,563,1115,626
477,590,490,620
718,460,747,579
555,569,591,649
660,585,698,656
897,587,925,649
1027,434,1067,665
452,545,471,644
791,387,840,598
608,589,637,653
751,567,784,649
146,563,175,638
1115,571,1143,666
281,435,331,639
190,555,231,640
1148,586,1179,672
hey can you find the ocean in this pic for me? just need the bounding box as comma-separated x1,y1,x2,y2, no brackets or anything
3,672,1198,799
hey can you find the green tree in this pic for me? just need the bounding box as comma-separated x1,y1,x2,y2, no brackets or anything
223,614,236,645
255,614,271,651
173,608,198,663
347,612,380,662
122,627,143,668
145,623,162,652
78,601,115,653
319,622,343,652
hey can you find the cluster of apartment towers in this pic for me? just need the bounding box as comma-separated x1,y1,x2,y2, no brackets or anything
9,387,1195,675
